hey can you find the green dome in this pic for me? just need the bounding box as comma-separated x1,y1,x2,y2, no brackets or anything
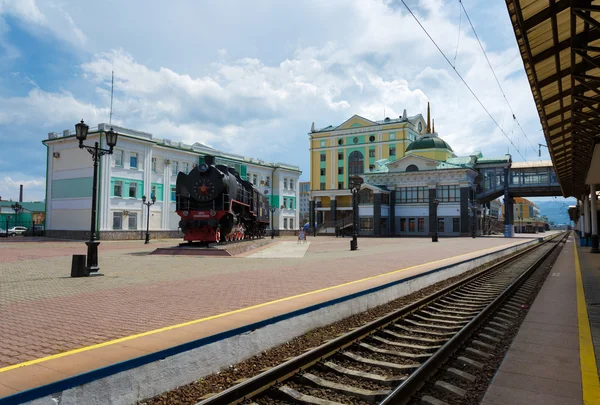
405,135,453,152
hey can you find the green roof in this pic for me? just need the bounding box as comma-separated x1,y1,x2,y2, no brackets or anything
476,156,511,164
406,135,453,152
0,201,45,212
446,157,474,167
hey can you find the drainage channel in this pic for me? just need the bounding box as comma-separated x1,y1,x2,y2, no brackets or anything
193,232,567,405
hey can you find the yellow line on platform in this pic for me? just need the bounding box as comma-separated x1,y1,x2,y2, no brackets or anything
574,241,600,405
0,241,521,374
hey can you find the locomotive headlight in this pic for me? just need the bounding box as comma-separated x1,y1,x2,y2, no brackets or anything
210,209,216,217
183,210,189,217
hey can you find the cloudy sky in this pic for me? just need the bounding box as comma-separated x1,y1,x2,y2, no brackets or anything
0,0,558,203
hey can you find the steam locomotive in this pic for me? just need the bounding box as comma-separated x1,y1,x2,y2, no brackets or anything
175,155,269,243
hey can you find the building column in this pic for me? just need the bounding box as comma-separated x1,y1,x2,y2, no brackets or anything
330,197,337,223
389,188,396,235
591,184,599,253
584,192,590,237
309,200,315,231
373,192,382,236
428,185,437,237
459,184,470,235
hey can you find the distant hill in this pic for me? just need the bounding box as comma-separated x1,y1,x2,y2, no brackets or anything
529,198,575,226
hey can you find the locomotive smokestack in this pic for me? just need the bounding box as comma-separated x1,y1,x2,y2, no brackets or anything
19,184,23,202
204,155,215,165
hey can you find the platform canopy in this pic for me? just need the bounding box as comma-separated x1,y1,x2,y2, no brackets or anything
505,0,600,197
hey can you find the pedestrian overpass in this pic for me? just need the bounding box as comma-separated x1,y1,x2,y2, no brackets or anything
476,160,561,237
477,160,562,202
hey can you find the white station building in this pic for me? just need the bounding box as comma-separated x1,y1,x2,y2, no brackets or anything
43,124,301,239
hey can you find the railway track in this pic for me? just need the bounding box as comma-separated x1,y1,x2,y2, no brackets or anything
196,232,568,405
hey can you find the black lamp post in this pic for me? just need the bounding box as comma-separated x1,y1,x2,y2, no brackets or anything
75,119,118,274
349,178,361,251
11,202,22,227
269,205,277,239
142,195,156,244
432,199,439,242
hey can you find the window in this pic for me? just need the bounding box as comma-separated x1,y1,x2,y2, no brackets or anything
130,153,138,169
283,218,288,229
320,168,326,176
453,218,460,232
418,122,423,132
290,219,294,229
290,180,294,190
338,167,344,175
418,218,425,232
172,161,179,176
353,137,359,144
438,218,445,232
183,162,189,174
252,174,257,185
338,139,344,145
320,153,326,162
389,147,396,156
406,164,418,172
359,190,373,204
151,185,157,199
348,151,364,178
171,187,176,201
115,150,123,167
283,197,287,208
114,181,123,197
129,182,137,198
320,182,326,190
265,176,270,186
113,212,122,230
284,178,288,189
400,218,406,231
338,152,344,160
152,157,157,172
360,218,373,232
396,187,428,203
409,218,416,232
437,185,460,202
390,133,396,140
369,135,375,142
338,182,344,189
369,149,375,158
128,212,137,230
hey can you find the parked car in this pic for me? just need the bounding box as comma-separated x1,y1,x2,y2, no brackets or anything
0,228,6,237
8,226,27,236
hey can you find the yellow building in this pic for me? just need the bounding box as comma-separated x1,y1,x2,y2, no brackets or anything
308,104,454,225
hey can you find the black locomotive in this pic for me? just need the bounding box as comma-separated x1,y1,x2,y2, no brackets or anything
175,155,269,243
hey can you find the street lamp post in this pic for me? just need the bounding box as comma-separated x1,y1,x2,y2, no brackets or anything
349,178,362,251
142,195,156,244
11,202,22,233
432,199,439,242
75,120,118,274
269,206,276,239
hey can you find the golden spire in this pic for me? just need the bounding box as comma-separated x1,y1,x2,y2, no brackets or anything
426,102,431,133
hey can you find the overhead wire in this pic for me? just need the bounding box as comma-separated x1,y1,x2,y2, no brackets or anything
458,0,538,157
399,0,528,162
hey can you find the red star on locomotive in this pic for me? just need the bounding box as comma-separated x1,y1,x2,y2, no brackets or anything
175,155,269,244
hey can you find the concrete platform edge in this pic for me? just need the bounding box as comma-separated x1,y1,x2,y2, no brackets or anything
3,237,544,405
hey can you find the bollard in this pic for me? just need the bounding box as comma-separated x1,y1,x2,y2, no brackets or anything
71,254,88,277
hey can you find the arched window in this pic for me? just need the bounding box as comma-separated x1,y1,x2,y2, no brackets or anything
359,189,373,204
418,122,423,132
406,164,419,172
348,151,364,181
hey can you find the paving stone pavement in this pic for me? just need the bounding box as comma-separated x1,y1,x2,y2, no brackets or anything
0,234,551,368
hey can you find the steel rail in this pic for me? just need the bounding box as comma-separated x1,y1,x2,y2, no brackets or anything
197,232,567,405
379,232,569,405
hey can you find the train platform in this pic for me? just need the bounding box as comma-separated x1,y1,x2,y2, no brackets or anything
0,232,558,403
481,233,600,405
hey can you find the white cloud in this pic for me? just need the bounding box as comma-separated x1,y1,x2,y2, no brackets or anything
0,175,45,202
